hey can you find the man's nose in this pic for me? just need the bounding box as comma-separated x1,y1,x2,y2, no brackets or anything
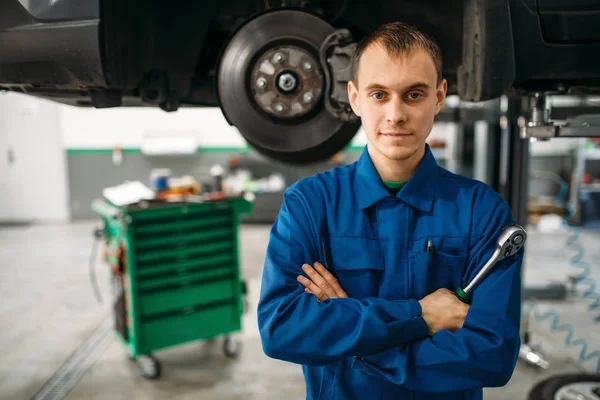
386,97,407,125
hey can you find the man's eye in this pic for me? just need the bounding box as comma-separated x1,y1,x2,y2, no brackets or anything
371,92,385,100
407,92,423,100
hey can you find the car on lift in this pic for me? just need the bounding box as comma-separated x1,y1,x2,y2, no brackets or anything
1,0,600,165
3,1,600,397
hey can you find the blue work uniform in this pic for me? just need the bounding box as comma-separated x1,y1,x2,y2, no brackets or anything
257,144,523,400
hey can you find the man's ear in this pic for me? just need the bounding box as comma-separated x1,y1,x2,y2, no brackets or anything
348,80,360,117
434,78,448,115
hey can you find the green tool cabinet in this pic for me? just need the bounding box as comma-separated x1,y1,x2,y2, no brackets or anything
92,197,253,379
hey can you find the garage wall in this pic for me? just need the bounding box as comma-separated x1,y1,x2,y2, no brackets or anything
60,105,367,220
66,150,355,221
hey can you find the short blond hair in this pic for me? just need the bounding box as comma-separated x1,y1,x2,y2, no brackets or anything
351,21,443,85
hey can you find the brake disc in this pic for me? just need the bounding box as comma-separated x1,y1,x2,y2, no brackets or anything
217,9,359,164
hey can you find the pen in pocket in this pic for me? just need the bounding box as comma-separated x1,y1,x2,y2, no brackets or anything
426,240,435,268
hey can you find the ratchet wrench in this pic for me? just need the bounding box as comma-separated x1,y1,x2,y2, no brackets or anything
455,224,527,304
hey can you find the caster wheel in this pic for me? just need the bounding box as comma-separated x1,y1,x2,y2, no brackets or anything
137,355,161,380
528,373,600,400
223,336,243,359
217,9,359,164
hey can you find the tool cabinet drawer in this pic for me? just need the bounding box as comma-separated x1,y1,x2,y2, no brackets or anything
139,302,240,353
139,272,237,317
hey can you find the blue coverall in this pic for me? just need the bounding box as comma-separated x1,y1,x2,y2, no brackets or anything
257,144,523,400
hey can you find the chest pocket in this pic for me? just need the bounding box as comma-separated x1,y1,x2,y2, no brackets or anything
327,237,384,299
411,237,469,300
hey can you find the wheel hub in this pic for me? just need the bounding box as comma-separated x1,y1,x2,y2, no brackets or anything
277,72,298,93
250,45,323,119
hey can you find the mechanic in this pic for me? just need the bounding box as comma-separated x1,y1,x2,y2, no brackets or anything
257,21,523,400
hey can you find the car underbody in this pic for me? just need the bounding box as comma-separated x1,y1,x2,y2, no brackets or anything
2,0,600,162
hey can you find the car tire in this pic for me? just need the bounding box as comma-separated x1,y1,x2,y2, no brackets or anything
528,373,600,400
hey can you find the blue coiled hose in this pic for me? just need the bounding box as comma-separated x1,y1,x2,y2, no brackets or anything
524,303,600,373
524,170,600,373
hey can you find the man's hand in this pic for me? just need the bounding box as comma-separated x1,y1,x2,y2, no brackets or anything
297,262,348,301
418,288,470,336
298,264,469,335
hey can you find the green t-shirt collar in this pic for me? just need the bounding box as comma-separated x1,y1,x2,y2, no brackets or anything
382,180,408,189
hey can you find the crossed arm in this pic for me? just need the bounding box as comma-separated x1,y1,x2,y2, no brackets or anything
298,262,469,337
257,189,522,392
297,258,520,392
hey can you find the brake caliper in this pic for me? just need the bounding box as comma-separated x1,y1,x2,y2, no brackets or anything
319,29,359,123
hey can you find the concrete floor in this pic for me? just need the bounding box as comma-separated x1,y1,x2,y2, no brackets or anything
1,221,600,399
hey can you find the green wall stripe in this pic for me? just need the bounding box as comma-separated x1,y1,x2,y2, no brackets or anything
197,147,250,153
67,148,141,155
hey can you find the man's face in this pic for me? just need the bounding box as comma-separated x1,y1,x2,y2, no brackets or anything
348,44,447,162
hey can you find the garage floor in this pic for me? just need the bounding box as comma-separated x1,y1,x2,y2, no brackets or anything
1,221,600,400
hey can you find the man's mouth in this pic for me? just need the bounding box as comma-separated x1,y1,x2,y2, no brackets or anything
381,132,412,138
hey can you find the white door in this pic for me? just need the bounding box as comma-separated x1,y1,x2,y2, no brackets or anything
0,92,69,222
